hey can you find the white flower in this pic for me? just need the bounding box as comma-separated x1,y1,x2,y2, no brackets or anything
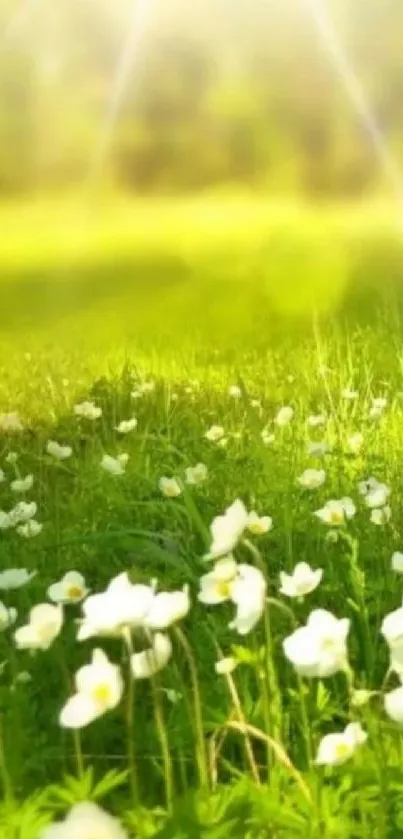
185,463,208,485
315,723,367,766
131,633,172,679
17,519,43,538
0,601,17,630
307,414,326,428
0,568,36,589
74,401,102,420
115,418,138,434
145,586,190,630
228,385,242,398
139,381,155,394
131,389,142,400
215,656,238,675
14,604,63,651
60,649,123,729
48,571,88,605
392,552,403,573
40,801,128,839
101,454,128,476
9,501,37,524
283,609,350,678
0,512,12,530
307,440,330,458
159,476,182,498
0,413,23,433
370,506,391,526
261,429,275,445
314,498,355,526
198,557,238,605
206,499,249,559
279,563,323,598
251,399,261,409
246,511,273,535
385,686,403,724
342,389,358,401
274,406,294,427
5,452,18,464
351,689,374,708
358,477,378,497
11,474,34,493
297,469,326,490
347,433,364,454
369,397,387,419
364,481,390,509
77,573,155,641
46,441,73,460
229,564,267,635
205,425,225,442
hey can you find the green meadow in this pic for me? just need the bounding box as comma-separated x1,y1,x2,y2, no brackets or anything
2,196,403,837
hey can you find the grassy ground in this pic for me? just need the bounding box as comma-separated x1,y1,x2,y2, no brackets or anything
2,197,403,837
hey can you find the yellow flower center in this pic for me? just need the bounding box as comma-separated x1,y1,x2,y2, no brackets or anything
335,742,350,760
329,510,344,525
92,683,112,704
67,585,83,600
215,581,232,598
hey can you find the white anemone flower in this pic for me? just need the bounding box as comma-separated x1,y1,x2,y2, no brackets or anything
5,452,18,464
60,648,123,729
139,381,155,394
297,469,326,490
185,463,208,485
17,520,43,538
115,418,138,434
347,433,364,454
274,406,294,427
198,557,238,605
283,609,350,678
229,564,267,635
40,801,128,839
247,511,273,535
370,506,391,526
380,606,403,676
0,512,12,530
392,552,403,573
205,425,225,442
364,481,390,509
145,586,190,630
385,686,403,724
0,413,23,433
0,568,36,589
306,414,326,428
46,441,73,460
228,385,242,398
215,656,238,675
131,633,172,679
0,601,17,630
159,477,182,498
314,498,355,526
279,563,323,598
369,397,387,419
358,477,378,497
9,501,37,525
307,440,330,458
342,389,358,401
101,454,128,476
261,429,275,445
48,571,88,605
74,401,102,420
77,572,155,641
206,499,249,559
14,604,63,651
11,474,34,493
315,723,367,766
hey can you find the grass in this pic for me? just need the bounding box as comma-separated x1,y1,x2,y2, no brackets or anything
1,196,403,836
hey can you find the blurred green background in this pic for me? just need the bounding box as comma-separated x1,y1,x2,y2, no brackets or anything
1,0,403,394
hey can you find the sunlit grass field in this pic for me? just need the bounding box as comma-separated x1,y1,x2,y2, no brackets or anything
2,197,403,837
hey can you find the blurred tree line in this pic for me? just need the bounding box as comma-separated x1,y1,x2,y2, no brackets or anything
0,0,402,197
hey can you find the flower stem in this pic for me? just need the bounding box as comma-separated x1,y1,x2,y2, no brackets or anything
175,627,209,789
151,677,174,814
123,632,139,805
0,717,13,801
